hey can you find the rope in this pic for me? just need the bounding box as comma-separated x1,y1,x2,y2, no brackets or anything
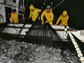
44,0,46,6
69,32,84,62
51,2,53,8
53,0,65,10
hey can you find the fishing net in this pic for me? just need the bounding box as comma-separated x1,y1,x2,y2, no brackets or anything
24,18,61,46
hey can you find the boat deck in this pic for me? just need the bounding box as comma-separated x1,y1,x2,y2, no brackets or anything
0,23,84,42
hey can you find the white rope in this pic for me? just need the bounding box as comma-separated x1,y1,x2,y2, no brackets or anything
53,0,65,10
68,32,84,63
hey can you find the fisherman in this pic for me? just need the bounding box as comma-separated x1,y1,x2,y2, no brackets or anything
11,9,19,23
55,10,69,37
29,4,43,22
55,10,69,27
41,5,54,25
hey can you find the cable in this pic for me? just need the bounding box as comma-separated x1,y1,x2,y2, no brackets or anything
44,0,46,6
53,0,65,10
54,15,57,19
50,1,58,23
51,2,53,8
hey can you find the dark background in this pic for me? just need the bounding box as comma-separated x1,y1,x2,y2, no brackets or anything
24,0,84,29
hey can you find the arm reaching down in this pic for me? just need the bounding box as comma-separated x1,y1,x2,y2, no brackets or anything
11,13,13,23
41,11,45,22
56,15,61,25
29,11,32,18
41,11,45,25
49,12,54,22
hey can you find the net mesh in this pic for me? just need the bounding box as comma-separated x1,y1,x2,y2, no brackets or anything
24,19,62,46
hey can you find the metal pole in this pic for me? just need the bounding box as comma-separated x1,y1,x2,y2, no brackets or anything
53,0,65,10
16,0,19,14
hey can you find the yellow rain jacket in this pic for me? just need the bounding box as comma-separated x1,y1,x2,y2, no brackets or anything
29,5,42,21
41,9,54,25
11,12,19,23
56,11,69,26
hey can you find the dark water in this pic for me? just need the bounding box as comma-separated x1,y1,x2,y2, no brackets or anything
0,38,81,63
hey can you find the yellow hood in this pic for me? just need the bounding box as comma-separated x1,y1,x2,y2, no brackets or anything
29,4,35,10
62,11,67,15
